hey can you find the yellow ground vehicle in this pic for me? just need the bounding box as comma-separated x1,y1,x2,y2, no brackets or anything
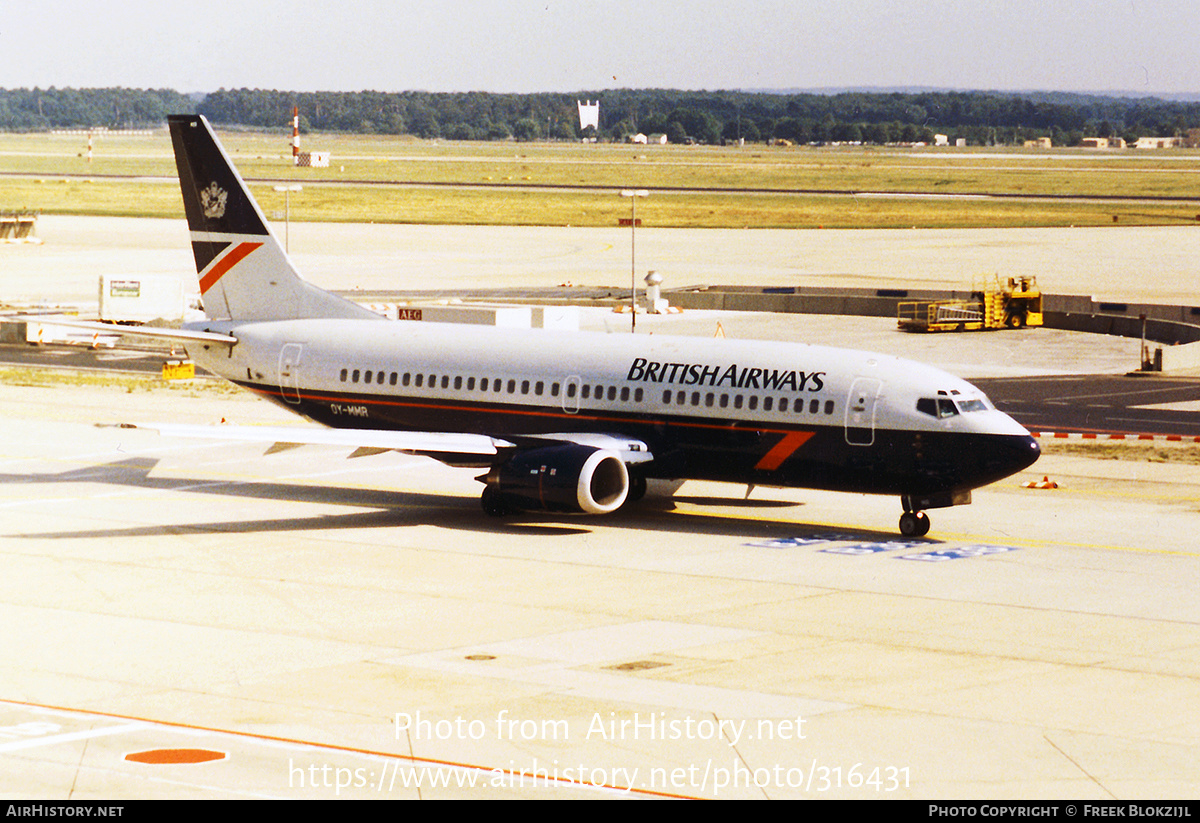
898,276,1043,332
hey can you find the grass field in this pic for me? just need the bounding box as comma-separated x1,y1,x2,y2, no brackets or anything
3,129,1200,228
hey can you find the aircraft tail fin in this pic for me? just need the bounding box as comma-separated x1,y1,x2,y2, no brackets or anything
168,114,378,322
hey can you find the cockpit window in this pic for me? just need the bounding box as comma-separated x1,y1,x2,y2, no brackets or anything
958,399,987,412
917,397,961,418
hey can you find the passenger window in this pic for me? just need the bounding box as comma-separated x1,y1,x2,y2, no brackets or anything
535,381,544,395
567,383,577,398
809,398,819,414
352,369,360,383
620,386,629,402
779,397,789,412
402,373,411,386
764,397,773,411
551,382,560,396
340,368,347,382
607,386,616,401
390,372,397,385
634,388,643,402
454,376,462,390
582,385,590,399
824,400,834,415
663,390,672,404
415,374,423,387
749,396,758,410
466,377,475,390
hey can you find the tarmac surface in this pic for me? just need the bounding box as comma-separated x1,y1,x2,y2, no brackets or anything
7,215,1200,305
1,217,1199,799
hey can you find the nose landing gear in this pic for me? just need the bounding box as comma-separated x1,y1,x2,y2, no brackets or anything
899,490,968,537
899,510,930,537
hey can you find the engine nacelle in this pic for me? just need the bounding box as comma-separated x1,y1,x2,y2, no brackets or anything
488,443,630,514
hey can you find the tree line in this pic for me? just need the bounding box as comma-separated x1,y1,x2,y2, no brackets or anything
3,86,1200,146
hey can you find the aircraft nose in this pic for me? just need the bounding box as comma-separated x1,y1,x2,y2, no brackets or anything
1014,434,1041,471
961,432,1041,488
993,433,1041,478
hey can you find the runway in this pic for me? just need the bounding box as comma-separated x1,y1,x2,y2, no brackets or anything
973,374,1200,436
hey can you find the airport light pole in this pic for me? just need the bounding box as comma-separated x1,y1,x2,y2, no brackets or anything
273,184,302,252
620,189,649,332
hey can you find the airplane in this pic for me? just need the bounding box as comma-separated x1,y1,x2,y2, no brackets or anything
63,114,1043,537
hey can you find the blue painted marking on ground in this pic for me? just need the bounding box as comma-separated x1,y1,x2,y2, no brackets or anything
747,536,1021,560
747,533,861,549
820,540,927,555
897,545,1020,562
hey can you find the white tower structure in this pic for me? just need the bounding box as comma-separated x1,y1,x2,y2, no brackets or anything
577,100,599,131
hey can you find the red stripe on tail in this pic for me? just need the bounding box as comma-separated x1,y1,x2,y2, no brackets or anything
198,242,263,294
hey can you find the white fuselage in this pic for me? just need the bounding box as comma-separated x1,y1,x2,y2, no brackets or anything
184,317,1037,498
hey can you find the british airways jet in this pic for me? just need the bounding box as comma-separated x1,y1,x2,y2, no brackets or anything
114,115,1040,536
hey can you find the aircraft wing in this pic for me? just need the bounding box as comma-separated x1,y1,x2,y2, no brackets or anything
119,423,510,458
118,424,654,464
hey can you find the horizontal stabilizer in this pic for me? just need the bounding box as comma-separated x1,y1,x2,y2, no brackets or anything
14,316,237,346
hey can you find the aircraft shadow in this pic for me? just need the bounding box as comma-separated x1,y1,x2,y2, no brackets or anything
6,457,929,544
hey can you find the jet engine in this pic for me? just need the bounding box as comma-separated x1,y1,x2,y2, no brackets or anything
482,443,629,515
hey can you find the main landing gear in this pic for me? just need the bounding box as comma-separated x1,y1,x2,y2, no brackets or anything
898,510,930,537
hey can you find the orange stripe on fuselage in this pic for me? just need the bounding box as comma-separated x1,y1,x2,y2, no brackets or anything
198,242,262,294
754,430,814,471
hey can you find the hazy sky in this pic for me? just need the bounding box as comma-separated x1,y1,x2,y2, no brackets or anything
4,0,1199,96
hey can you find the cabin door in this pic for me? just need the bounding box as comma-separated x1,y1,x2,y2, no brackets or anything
278,343,304,405
844,377,881,446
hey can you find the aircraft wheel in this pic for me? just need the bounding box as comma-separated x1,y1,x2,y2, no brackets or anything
899,511,930,537
628,473,647,502
481,487,510,517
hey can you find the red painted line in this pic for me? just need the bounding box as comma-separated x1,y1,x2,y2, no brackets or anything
199,242,262,294
243,381,809,438
0,697,696,799
1033,431,1200,442
754,431,815,471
